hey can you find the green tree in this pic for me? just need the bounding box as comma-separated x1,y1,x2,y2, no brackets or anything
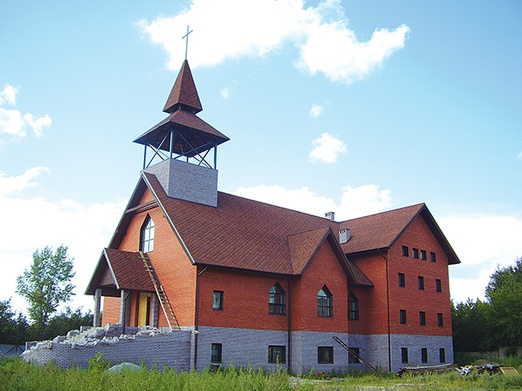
16,245,75,338
485,257,522,348
452,298,491,352
0,299,29,345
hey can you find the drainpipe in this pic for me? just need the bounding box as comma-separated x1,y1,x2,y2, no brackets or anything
287,276,291,373
378,248,392,372
194,266,208,371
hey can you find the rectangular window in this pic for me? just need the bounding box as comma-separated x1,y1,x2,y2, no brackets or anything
418,276,424,290
211,343,222,363
348,347,361,364
401,348,408,364
420,311,426,326
430,252,437,262
420,250,427,260
437,313,444,327
348,292,359,320
402,246,409,257
213,291,224,310
398,273,405,287
412,248,419,259
439,348,446,363
268,345,286,364
400,309,407,324
421,348,428,363
318,347,334,364
435,279,442,293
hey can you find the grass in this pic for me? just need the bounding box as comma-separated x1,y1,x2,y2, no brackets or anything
1,356,522,390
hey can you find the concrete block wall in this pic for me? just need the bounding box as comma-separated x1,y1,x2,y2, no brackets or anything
22,329,192,370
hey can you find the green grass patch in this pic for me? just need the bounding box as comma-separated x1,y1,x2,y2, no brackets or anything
2,357,522,390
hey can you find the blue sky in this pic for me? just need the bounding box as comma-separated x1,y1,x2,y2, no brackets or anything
1,0,521,314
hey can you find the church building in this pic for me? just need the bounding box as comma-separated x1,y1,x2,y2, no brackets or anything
86,59,460,374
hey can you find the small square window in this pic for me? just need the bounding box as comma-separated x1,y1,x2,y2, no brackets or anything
412,248,419,259
213,291,224,310
211,343,222,363
437,313,444,327
398,273,405,287
421,348,428,363
348,347,361,364
420,311,426,326
430,252,437,262
420,250,427,260
401,348,408,364
418,276,424,290
268,345,286,364
439,348,446,363
402,246,409,257
435,279,442,293
400,309,407,324
318,346,334,364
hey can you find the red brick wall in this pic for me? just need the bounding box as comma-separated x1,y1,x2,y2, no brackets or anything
104,188,197,328
290,240,348,333
198,267,289,330
388,215,453,337
351,214,453,337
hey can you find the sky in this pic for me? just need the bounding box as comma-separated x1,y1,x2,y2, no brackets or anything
1,0,521,316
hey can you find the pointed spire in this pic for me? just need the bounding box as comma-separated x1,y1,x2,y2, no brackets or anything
163,59,203,114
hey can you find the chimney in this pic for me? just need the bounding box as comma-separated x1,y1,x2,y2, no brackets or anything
339,228,351,244
325,211,335,221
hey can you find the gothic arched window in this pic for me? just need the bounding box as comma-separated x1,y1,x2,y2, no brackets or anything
140,216,155,253
268,283,286,315
317,285,333,317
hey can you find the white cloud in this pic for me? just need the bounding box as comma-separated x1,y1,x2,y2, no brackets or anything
233,183,390,220
0,168,125,314
220,87,230,99
0,84,52,140
309,132,347,163
517,151,522,160
310,103,324,118
0,84,18,106
137,0,409,85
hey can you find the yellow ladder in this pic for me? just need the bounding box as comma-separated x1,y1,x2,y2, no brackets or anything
139,251,180,330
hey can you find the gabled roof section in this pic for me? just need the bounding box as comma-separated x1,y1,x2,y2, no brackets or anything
339,203,460,265
86,248,155,296
163,59,202,114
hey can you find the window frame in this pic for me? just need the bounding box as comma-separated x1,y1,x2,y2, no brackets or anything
419,311,426,326
140,216,155,253
421,348,428,363
211,343,222,363
435,279,442,293
348,291,359,320
213,291,224,310
430,252,437,262
268,283,286,315
317,285,333,317
412,248,419,259
400,309,407,324
268,345,286,364
420,250,427,260
348,347,361,364
418,276,425,290
439,348,446,363
401,347,409,364
398,272,406,287
318,346,334,364
402,246,409,257
437,313,444,327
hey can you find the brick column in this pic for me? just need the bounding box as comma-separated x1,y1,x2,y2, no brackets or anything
93,288,102,327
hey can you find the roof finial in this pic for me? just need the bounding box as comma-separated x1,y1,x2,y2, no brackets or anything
182,25,193,60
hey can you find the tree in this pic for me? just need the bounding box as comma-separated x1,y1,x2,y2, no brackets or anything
485,257,522,348
0,298,29,345
16,245,75,338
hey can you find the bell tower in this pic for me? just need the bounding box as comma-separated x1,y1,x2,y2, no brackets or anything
133,60,229,207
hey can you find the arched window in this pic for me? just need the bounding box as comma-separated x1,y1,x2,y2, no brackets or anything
317,285,333,317
348,291,359,320
269,283,286,315
140,216,155,253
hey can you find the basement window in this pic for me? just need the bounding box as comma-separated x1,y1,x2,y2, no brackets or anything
401,348,409,364
211,343,222,363
268,345,286,364
421,348,428,363
318,347,334,364
348,347,361,364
